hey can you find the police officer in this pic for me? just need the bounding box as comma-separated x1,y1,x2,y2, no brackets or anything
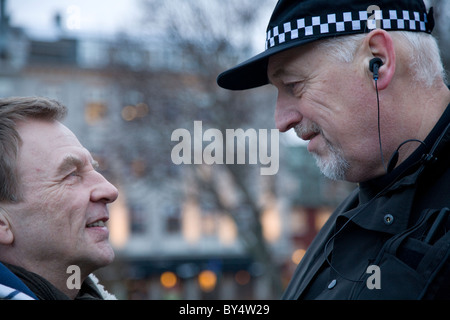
218,0,450,299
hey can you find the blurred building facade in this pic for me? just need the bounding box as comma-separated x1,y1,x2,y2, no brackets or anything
0,2,354,300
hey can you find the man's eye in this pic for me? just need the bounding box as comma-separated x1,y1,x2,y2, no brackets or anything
65,171,80,179
285,82,304,95
285,82,300,91
286,82,297,89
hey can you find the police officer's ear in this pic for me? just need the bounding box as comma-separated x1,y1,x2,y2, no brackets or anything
0,208,14,245
363,28,396,91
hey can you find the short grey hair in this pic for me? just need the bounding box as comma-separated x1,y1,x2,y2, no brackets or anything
317,31,446,87
0,97,67,202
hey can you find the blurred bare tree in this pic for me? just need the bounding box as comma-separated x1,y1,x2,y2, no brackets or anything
102,0,283,297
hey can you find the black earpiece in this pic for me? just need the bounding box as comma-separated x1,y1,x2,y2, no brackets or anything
370,57,386,171
369,57,383,80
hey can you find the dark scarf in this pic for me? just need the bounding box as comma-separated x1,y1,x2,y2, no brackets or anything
3,262,104,300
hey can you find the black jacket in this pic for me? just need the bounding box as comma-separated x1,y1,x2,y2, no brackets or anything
282,103,450,300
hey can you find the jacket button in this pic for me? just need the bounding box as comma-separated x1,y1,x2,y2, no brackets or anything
384,214,394,225
328,279,337,289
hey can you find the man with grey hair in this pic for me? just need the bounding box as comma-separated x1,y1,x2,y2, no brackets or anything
218,0,450,299
0,97,118,300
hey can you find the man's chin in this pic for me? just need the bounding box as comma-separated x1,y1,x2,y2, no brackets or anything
312,152,349,181
98,244,115,266
85,243,115,269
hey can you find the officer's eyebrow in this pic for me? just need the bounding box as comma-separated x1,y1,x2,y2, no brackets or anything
268,66,306,86
268,67,285,85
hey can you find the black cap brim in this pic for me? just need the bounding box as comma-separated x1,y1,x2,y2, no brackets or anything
216,50,269,91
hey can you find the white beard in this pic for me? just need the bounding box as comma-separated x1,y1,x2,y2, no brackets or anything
294,122,350,181
311,140,349,181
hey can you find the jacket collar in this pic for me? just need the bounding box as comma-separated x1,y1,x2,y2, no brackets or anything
343,103,450,234
2,262,106,300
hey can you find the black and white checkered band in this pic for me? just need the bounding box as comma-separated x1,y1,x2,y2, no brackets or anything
265,9,430,50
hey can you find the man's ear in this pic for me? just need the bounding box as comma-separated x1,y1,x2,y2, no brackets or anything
0,208,14,245
364,29,396,91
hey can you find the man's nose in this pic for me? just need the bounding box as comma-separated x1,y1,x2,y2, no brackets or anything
90,172,119,204
274,92,303,132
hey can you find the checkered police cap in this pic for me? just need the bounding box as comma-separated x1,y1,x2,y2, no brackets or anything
217,0,434,90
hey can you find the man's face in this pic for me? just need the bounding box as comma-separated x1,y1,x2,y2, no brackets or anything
268,42,383,182
8,119,118,276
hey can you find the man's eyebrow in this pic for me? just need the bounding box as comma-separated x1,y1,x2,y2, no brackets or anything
268,67,300,84
268,68,285,85
57,155,98,175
